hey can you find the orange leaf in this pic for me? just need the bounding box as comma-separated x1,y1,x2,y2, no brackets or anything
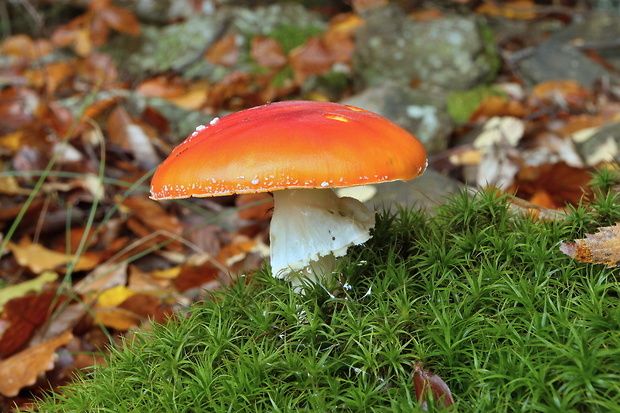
99,6,140,36
512,162,591,208
0,35,54,60
351,0,387,13
470,95,526,121
560,224,620,268
0,330,72,397
174,264,221,292
94,307,141,331
26,61,75,94
476,0,537,19
206,34,239,67
531,80,590,108
251,36,287,69
290,37,334,82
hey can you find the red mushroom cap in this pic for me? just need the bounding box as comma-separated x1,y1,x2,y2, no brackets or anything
150,100,427,199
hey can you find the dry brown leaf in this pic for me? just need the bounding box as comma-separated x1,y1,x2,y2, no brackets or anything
7,237,99,273
0,35,54,60
0,291,71,358
560,224,620,267
93,307,141,330
470,95,527,121
206,34,239,67
351,0,387,13
73,262,128,296
290,37,334,83
531,80,590,108
236,193,274,221
476,0,537,19
0,330,72,397
107,105,161,169
413,361,454,410
511,162,591,208
251,36,287,69
174,263,221,292
121,195,183,252
26,61,75,95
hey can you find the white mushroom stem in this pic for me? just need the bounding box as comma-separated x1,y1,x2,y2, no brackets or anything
269,188,376,287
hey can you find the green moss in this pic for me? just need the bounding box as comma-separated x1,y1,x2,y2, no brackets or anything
268,23,323,54
36,172,620,412
446,85,507,123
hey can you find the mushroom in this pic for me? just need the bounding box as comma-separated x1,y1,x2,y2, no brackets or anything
150,100,427,288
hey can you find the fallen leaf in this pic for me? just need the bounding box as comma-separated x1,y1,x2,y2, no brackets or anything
0,175,32,195
473,116,525,149
0,34,54,60
93,307,141,331
0,271,57,310
560,224,620,267
7,237,99,273
121,195,183,252
476,0,537,19
236,193,274,221
413,361,454,410
511,162,591,207
107,106,162,169
0,330,73,397
290,37,334,83
351,0,387,13
470,95,527,121
251,36,287,69
531,80,590,109
95,285,136,308
73,262,128,296
0,291,72,358
206,34,239,67
174,263,221,292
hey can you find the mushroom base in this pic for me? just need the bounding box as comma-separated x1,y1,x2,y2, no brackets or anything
269,188,375,287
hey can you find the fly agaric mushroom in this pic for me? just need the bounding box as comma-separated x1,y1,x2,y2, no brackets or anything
150,101,426,287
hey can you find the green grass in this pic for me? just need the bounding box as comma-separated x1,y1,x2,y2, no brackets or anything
36,175,620,412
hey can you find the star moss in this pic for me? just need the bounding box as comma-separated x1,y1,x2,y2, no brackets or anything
37,171,620,412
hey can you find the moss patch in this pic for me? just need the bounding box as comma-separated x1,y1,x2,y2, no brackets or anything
36,173,620,412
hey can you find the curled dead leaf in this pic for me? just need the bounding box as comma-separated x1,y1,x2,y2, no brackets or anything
413,361,454,410
0,330,73,397
560,223,620,267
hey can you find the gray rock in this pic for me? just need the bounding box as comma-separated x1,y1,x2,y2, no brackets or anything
516,12,620,86
573,121,620,166
370,169,464,213
341,82,452,155
518,40,617,87
354,6,497,90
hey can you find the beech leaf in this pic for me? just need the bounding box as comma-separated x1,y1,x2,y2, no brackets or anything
0,330,73,397
560,223,620,268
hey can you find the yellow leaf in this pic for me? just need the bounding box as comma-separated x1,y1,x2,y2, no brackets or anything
0,271,58,310
7,237,99,273
96,285,135,308
151,266,181,279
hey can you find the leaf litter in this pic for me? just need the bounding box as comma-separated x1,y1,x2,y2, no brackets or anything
0,0,619,408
